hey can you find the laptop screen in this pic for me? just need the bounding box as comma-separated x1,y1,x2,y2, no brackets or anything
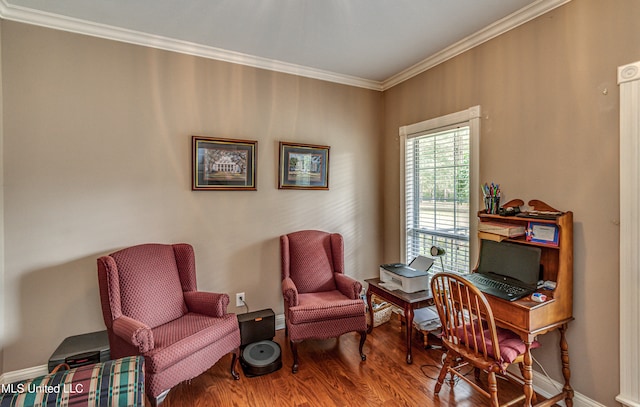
477,240,541,286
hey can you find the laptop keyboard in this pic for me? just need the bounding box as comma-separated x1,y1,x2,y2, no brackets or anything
468,274,528,296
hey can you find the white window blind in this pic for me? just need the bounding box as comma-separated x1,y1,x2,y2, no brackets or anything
399,106,480,274
405,126,470,273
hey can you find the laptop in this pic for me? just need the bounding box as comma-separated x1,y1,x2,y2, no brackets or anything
464,240,541,301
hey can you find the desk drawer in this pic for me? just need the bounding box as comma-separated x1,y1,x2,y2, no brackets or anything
489,297,531,333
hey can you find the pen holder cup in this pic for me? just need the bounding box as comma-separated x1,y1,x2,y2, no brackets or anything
484,196,500,214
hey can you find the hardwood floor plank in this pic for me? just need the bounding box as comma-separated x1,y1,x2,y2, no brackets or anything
159,317,553,406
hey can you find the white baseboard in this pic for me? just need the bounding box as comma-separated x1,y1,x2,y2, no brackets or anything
0,364,48,385
531,370,607,407
275,313,286,331
616,395,640,407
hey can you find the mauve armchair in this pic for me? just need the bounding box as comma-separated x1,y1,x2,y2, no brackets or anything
280,230,367,373
97,243,241,405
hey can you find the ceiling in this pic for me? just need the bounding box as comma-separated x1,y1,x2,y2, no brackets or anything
0,0,569,90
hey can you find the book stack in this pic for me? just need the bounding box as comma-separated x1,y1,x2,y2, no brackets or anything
478,222,526,241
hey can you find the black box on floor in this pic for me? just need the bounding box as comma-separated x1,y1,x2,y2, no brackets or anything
237,309,275,346
48,330,110,372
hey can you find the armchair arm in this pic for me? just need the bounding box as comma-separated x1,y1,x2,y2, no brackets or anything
282,277,299,307
112,316,154,353
334,273,362,300
183,291,229,317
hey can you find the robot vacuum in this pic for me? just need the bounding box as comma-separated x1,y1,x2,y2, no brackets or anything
240,340,282,377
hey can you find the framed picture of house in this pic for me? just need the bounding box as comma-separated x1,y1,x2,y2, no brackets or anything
278,141,330,190
192,136,257,191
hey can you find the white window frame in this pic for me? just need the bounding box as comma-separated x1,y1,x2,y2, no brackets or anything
399,106,481,270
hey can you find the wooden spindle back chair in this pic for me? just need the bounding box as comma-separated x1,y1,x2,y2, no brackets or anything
431,272,537,407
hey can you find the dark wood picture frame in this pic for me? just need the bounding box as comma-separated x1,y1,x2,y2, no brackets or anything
192,136,257,191
278,142,330,190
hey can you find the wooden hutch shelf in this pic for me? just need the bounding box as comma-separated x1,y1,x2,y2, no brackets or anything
475,199,574,406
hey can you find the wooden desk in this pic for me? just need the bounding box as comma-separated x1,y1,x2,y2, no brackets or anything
365,278,432,364
477,202,574,407
486,293,574,407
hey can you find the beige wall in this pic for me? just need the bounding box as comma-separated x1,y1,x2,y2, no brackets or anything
0,20,383,372
383,1,639,405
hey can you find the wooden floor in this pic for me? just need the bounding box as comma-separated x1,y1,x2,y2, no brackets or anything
159,317,549,407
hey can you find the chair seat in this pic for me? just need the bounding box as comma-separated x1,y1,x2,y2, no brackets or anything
458,323,540,364
146,312,239,372
288,290,365,325
493,327,540,363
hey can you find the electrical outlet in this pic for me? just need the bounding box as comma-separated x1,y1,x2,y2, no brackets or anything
236,292,245,307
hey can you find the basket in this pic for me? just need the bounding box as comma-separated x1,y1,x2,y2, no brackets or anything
372,296,394,327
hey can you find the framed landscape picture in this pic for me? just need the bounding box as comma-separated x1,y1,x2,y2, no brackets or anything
192,136,257,191
278,142,330,190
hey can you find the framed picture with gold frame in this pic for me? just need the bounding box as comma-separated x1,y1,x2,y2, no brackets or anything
192,136,257,191
278,142,330,190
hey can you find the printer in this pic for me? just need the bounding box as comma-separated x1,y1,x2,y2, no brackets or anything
379,255,434,293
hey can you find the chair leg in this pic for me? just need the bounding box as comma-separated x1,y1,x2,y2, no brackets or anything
358,330,367,361
435,352,453,394
230,348,240,380
290,340,299,374
487,371,499,407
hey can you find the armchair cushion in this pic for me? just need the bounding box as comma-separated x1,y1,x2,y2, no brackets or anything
146,313,239,373
288,291,365,325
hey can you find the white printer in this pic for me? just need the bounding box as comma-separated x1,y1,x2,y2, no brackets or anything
379,256,434,293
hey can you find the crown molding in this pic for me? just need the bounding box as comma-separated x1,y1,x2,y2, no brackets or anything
0,0,570,92
381,0,572,91
0,0,383,91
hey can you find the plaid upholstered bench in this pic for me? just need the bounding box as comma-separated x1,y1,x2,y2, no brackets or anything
0,356,144,407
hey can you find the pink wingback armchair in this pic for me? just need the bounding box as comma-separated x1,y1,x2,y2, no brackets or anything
280,230,367,373
97,243,241,405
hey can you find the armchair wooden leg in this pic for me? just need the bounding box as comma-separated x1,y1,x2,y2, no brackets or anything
358,330,367,361
290,340,299,374
230,348,240,380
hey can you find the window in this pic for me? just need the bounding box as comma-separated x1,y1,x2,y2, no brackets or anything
400,106,480,273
